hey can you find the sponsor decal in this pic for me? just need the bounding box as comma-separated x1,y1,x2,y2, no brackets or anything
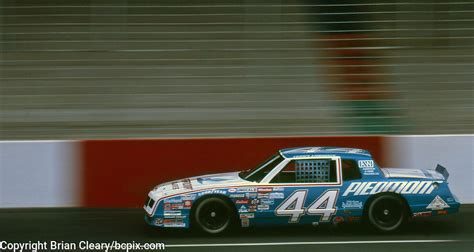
235,199,250,204
426,195,450,210
164,198,183,204
164,223,186,227
183,200,192,209
437,210,448,215
413,211,432,217
198,189,227,196
362,167,380,175
358,160,379,175
269,192,285,199
155,218,163,225
164,203,171,211
163,210,182,216
241,218,250,227
258,188,273,193
346,216,361,222
181,195,196,201
257,205,270,210
240,213,255,219
260,199,275,205
163,218,185,227
230,193,246,198
164,215,185,219
272,187,285,192
170,203,184,210
342,181,439,196
246,193,257,198
251,199,260,205
358,160,374,168
341,200,363,209
238,205,248,213
237,187,257,193
228,188,237,193
248,205,257,212
257,193,269,199
333,216,344,224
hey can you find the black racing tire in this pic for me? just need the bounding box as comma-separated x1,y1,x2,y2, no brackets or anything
193,197,235,234
367,194,408,232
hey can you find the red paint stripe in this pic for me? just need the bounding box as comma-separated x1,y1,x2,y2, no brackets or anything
81,136,385,207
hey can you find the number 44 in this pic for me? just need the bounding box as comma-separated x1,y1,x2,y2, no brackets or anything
275,190,339,223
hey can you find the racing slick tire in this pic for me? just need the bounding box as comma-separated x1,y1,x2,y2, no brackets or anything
367,194,408,232
192,197,236,234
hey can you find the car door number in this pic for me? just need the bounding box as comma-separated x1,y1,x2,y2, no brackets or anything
275,189,339,223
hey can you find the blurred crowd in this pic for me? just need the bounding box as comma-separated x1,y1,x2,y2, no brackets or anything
1,0,473,139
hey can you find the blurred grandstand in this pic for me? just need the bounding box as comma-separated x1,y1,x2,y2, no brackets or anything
0,0,472,139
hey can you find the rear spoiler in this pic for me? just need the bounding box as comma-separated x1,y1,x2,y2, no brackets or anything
435,164,449,180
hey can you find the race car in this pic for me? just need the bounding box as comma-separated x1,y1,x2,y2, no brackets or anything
144,147,460,234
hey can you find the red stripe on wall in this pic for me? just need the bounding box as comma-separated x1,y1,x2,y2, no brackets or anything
82,136,384,207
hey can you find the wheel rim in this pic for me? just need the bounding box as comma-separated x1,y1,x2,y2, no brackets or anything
198,200,230,231
372,198,403,228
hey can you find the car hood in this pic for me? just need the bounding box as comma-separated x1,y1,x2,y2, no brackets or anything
381,168,444,180
149,172,252,198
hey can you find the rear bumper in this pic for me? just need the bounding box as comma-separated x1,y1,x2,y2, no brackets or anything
446,201,461,214
412,201,460,218
443,194,461,214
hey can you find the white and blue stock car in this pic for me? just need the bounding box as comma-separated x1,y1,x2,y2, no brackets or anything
144,147,460,234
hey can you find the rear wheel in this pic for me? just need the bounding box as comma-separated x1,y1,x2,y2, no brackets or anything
367,194,408,232
193,197,235,234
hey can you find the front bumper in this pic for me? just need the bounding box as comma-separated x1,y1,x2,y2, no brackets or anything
144,214,189,228
144,214,163,226
144,197,191,228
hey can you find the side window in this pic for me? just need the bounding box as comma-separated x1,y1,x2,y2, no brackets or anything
270,159,337,183
245,155,284,182
342,159,362,181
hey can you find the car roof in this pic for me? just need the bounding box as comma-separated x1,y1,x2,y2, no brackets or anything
279,147,371,159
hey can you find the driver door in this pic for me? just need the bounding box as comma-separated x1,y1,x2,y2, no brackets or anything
259,157,342,225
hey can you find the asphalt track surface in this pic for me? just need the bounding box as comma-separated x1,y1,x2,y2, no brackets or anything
0,205,473,252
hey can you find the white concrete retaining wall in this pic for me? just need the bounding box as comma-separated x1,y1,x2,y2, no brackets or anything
0,135,472,207
0,141,80,207
386,135,473,203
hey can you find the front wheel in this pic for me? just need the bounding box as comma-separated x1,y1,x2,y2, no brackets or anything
193,197,235,234
367,194,408,232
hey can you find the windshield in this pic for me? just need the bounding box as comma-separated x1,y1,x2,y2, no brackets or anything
239,154,285,182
